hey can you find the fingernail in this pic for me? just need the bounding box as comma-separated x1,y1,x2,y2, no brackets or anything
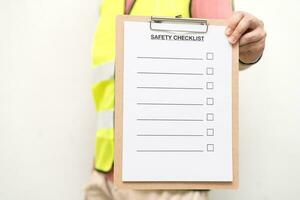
225,28,232,35
229,36,236,43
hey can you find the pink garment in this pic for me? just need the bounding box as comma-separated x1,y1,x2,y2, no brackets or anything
125,0,135,14
191,0,232,19
125,0,232,19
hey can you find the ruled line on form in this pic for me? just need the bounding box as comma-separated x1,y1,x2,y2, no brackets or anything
137,56,203,60
137,86,203,90
137,72,204,75
137,103,203,106
136,149,204,153
137,118,204,121
137,134,204,137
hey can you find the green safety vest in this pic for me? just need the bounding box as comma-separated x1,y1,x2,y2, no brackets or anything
92,0,232,172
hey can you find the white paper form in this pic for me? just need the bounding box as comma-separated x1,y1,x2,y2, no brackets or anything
122,21,233,182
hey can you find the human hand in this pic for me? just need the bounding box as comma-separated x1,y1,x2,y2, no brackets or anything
226,11,266,64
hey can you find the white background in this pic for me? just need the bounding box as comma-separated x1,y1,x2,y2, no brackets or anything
0,0,299,199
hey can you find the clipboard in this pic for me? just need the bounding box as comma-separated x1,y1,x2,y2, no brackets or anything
114,15,239,190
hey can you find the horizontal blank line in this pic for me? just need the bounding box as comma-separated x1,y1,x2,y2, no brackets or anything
136,150,204,152
137,56,203,60
137,134,204,137
137,119,203,121
137,72,203,75
137,87,203,90
137,103,203,106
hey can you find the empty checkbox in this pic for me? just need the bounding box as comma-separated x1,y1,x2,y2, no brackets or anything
206,98,214,105
207,128,214,136
206,67,214,75
206,82,214,89
206,113,214,121
206,52,214,60
207,144,214,152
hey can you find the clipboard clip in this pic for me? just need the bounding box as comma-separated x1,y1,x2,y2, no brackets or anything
150,16,208,33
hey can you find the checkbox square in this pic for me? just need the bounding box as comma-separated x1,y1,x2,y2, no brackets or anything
206,98,214,105
207,128,214,136
207,144,214,152
206,82,214,90
206,67,214,75
206,113,214,121
206,52,214,60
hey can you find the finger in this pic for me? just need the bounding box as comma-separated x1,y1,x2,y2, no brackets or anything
239,28,266,46
228,16,254,44
225,12,245,36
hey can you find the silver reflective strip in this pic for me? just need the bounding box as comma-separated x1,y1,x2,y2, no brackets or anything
97,110,114,129
93,61,115,83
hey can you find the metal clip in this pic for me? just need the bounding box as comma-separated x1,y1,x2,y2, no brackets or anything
150,16,208,33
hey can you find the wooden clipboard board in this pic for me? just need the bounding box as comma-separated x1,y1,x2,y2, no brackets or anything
114,15,239,190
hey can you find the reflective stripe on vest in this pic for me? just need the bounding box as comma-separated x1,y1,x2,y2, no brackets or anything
93,61,114,83
97,110,114,129
92,0,233,172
